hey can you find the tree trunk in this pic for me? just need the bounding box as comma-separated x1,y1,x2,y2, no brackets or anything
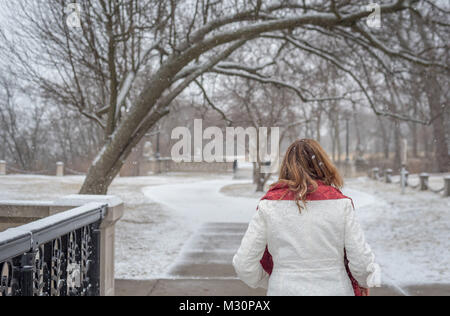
255,163,271,192
335,116,341,163
394,121,402,171
255,175,265,192
411,123,419,158
415,17,450,172
423,127,431,158
79,101,169,194
379,118,390,159
424,73,449,172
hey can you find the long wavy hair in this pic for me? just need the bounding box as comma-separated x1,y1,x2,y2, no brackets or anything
273,139,343,211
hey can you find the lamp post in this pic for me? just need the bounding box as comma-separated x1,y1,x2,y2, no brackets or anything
145,130,161,159
155,131,161,159
401,138,408,194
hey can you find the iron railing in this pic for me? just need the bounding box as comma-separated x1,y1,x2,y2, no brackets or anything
0,203,106,296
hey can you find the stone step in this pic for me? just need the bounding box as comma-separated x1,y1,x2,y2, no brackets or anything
115,279,266,296
169,263,237,278
183,237,242,252
176,250,235,265
115,279,450,296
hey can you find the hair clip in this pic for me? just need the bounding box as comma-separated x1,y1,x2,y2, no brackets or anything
311,155,316,160
319,162,324,167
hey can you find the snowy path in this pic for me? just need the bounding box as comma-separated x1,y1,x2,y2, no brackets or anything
140,178,376,279
142,179,260,229
142,177,449,289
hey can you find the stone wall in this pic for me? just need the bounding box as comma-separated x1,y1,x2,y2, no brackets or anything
141,158,234,175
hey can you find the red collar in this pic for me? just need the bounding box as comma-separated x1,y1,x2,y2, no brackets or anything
261,180,352,203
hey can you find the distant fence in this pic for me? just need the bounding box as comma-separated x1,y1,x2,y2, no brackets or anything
141,158,234,175
0,161,86,177
368,167,450,197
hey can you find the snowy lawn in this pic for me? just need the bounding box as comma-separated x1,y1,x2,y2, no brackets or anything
344,177,450,290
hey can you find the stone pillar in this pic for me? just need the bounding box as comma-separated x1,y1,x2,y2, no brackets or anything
155,159,162,174
372,168,380,180
419,173,429,191
51,195,124,296
56,162,64,177
444,176,450,197
404,171,409,187
0,160,5,175
385,169,393,183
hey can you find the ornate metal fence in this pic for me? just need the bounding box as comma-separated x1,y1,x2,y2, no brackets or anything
0,203,106,296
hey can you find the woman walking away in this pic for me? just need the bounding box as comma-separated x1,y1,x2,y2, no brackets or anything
233,139,380,296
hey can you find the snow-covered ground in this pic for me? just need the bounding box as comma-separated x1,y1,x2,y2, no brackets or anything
0,173,448,290
344,177,450,292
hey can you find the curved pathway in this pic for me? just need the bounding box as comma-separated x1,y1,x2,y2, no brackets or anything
136,177,449,296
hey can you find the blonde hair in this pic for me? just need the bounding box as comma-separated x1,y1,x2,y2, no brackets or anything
273,139,343,211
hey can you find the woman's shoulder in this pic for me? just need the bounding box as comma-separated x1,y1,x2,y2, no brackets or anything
258,198,293,213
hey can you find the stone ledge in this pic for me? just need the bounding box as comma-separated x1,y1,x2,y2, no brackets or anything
52,195,124,226
115,279,450,296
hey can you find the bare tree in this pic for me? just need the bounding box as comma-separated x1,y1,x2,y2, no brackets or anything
0,76,48,170
1,0,446,194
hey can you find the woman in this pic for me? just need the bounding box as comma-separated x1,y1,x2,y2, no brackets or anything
233,139,380,296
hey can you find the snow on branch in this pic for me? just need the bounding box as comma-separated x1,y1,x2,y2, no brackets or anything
210,65,344,104
114,41,162,120
353,23,449,69
133,40,249,138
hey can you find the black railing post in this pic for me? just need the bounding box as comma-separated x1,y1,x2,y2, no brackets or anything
20,251,36,296
60,234,68,296
88,223,101,296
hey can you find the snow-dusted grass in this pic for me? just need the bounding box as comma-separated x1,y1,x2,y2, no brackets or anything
344,177,450,289
0,175,84,200
0,174,200,278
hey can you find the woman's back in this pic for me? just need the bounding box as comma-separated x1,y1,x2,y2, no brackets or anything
258,198,354,296
232,139,380,296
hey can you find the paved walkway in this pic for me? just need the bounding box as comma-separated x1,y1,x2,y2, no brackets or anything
116,222,449,296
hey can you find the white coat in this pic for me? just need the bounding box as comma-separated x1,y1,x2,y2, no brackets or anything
233,198,380,296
